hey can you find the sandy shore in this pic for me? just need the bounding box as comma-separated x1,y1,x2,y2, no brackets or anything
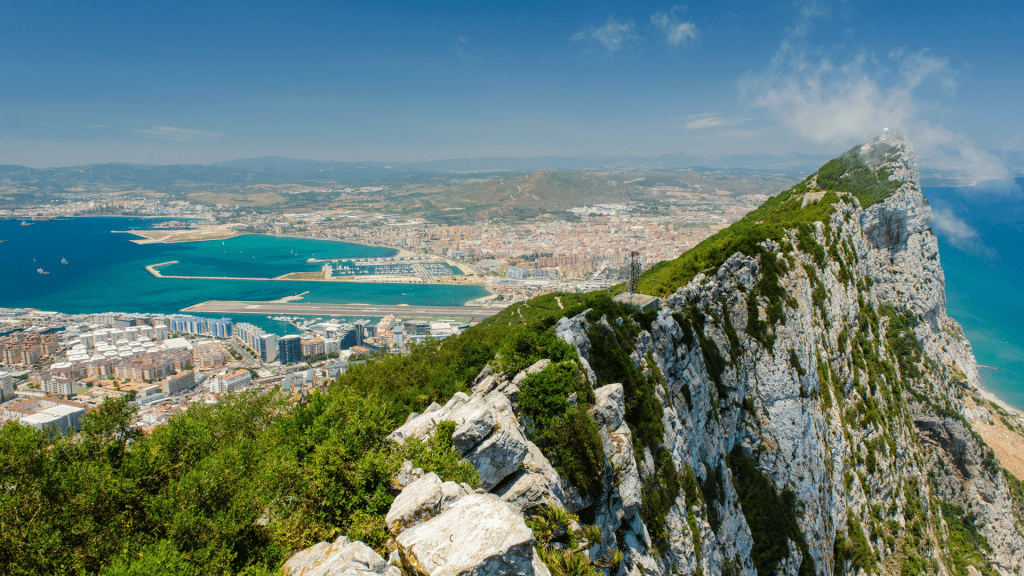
976,385,1024,419
265,233,418,258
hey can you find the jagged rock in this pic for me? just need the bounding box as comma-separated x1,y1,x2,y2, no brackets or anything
492,441,565,513
464,410,531,491
592,383,625,431
385,473,469,532
394,493,550,576
555,315,598,385
282,535,399,576
390,392,529,491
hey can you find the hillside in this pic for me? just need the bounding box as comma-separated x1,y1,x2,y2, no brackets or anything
2,133,1022,576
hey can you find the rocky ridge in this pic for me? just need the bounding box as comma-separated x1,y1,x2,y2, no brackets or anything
284,133,1024,576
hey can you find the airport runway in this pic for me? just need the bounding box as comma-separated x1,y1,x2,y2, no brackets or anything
181,300,508,319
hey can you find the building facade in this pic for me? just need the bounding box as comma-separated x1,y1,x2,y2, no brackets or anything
277,335,303,365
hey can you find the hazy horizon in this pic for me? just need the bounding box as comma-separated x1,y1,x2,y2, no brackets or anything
2,1,1021,181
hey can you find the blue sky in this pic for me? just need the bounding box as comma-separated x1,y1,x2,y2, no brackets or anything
1,0,1021,173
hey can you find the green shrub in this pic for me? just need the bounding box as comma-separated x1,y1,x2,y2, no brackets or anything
534,407,607,501
402,421,480,488
640,447,682,553
835,514,874,575
939,501,997,576
519,362,592,425
587,321,663,452
495,325,580,375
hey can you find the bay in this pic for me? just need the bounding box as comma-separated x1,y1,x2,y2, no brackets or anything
0,218,489,325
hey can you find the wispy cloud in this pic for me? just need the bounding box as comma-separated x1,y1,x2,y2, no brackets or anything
134,125,225,142
684,113,749,130
739,6,1009,182
572,17,639,52
651,10,697,46
931,207,996,258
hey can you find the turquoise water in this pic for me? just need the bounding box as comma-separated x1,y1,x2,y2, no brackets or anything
0,218,488,322
923,178,1024,411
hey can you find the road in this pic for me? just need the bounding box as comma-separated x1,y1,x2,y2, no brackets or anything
181,300,508,319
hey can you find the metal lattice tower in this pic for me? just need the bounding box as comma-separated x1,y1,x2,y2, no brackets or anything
629,251,641,295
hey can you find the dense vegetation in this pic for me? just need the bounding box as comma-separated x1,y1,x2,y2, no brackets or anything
0,322,517,576
0,386,480,576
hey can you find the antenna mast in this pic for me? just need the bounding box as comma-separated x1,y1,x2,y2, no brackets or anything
629,251,641,296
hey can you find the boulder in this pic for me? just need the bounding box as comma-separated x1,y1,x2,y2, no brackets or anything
591,384,625,432
282,535,399,576
385,473,469,533
493,441,565,513
394,493,550,576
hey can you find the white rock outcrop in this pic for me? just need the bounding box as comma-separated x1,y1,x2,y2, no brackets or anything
393,494,550,576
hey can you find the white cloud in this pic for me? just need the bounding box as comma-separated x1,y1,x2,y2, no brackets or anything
573,17,639,52
134,125,225,142
931,207,995,257
684,113,749,130
651,11,697,46
740,13,1010,182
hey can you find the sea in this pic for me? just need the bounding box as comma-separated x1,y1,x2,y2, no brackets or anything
0,217,488,336
923,178,1024,411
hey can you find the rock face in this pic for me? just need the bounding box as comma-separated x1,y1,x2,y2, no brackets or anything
284,133,1024,576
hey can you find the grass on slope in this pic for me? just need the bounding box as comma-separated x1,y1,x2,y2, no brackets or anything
638,142,904,297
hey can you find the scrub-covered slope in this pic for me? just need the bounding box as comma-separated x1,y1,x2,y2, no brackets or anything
286,132,1023,576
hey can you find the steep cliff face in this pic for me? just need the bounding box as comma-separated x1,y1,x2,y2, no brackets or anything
286,134,1024,576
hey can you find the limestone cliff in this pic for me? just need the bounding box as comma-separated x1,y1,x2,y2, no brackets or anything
284,133,1024,576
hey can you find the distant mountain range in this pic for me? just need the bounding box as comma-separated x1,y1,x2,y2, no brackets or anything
2,148,1021,193
209,150,841,176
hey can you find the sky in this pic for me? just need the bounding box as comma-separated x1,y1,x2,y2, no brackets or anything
1,0,1021,173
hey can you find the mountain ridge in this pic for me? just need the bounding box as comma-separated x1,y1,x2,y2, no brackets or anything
285,132,1024,576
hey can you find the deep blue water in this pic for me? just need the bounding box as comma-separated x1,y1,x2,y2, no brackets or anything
0,218,487,325
923,178,1024,411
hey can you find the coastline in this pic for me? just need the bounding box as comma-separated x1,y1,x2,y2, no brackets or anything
975,381,1024,418
263,232,416,259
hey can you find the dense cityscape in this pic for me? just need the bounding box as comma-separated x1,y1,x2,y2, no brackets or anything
0,306,483,434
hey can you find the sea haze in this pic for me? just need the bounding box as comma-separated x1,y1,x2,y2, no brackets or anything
923,178,1024,411
0,218,488,317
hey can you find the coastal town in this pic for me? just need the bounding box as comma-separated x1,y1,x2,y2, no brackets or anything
1,178,772,302
0,306,483,434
